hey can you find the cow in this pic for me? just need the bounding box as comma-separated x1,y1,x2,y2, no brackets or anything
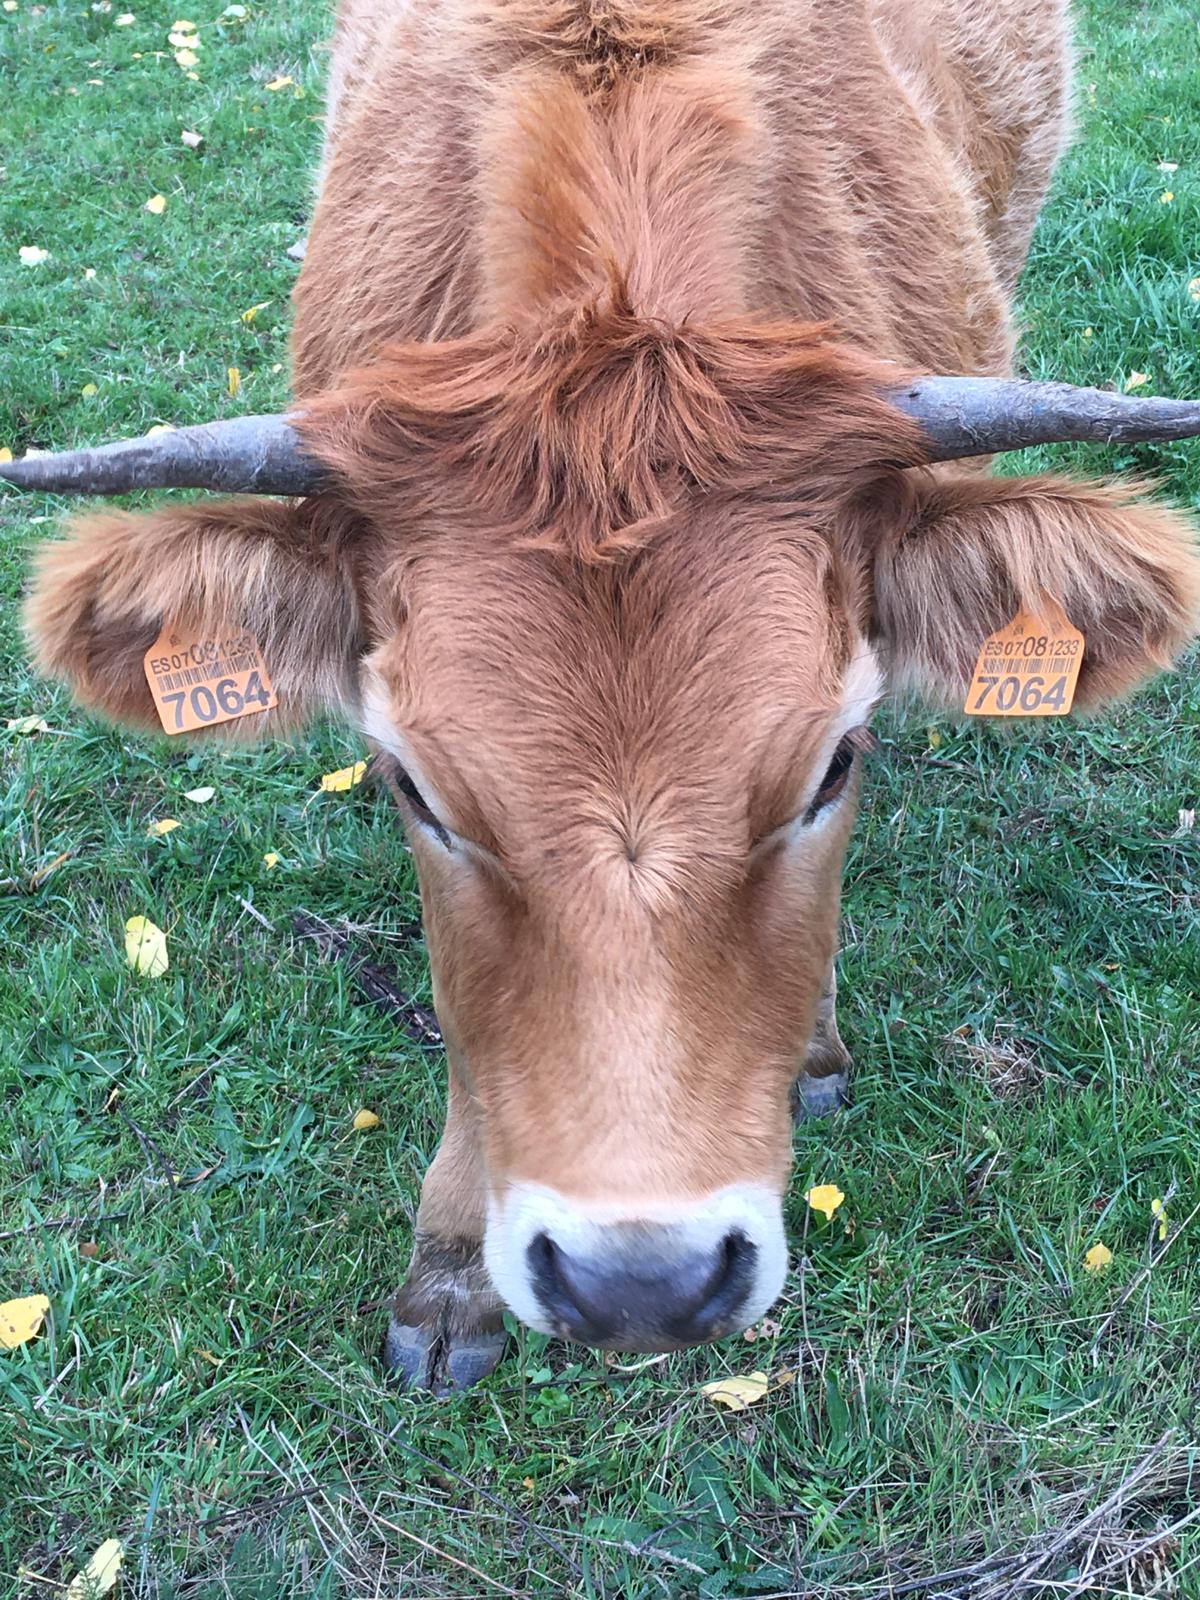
8,0,1200,1393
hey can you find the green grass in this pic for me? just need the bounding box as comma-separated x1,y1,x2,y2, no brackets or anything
2,1,1200,1595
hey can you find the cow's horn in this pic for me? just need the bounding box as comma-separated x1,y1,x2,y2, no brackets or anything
886,376,1200,461
0,414,326,496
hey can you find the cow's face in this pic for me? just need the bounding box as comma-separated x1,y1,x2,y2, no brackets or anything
359,505,876,1345
25,323,1200,1353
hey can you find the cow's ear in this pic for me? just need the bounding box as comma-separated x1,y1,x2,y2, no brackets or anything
870,473,1200,711
25,495,366,735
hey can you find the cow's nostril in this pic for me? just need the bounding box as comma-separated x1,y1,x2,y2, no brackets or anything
527,1226,757,1350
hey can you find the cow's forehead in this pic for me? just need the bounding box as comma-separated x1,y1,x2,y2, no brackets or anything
363,510,865,855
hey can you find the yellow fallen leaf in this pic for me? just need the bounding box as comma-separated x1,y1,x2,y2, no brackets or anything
167,28,197,46
701,1370,769,1411
180,128,203,148
1124,371,1150,392
0,1294,51,1349
262,851,279,869
522,1476,535,1490
1151,1197,1168,1242
145,193,167,214
1083,1242,1112,1273
124,915,169,977
1188,277,1200,303
174,46,198,66
104,1084,121,1111
2,3,19,12
1159,190,1174,204
114,10,134,21
84,266,97,279
0,447,12,463
7,715,49,733
240,299,272,323
805,1182,845,1221
185,69,200,80
172,15,196,26
19,245,51,264
81,382,98,397
147,817,180,836
265,74,292,90
1158,161,1179,173
66,1539,123,1600
183,786,214,803
227,365,240,397
146,423,174,435
352,1108,380,1131
321,760,367,792
927,726,942,750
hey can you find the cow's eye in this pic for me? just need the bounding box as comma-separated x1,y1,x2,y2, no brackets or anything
803,734,857,823
394,766,451,848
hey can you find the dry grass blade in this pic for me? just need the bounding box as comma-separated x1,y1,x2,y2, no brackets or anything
1088,1199,1199,1355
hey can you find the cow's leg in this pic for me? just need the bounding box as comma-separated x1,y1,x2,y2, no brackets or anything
792,959,852,1122
383,1072,506,1392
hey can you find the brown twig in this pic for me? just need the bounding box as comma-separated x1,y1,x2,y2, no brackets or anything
117,1105,178,1188
292,909,443,1047
0,1211,131,1242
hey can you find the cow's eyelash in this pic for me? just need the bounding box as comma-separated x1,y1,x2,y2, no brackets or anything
802,731,864,824
394,767,452,848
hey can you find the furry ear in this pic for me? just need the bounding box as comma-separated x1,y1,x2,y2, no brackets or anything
25,495,366,735
871,473,1200,710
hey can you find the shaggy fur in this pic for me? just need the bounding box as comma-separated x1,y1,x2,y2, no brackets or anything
24,0,1200,1300
302,306,928,557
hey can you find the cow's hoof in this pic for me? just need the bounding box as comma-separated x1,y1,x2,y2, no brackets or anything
382,1238,507,1394
384,1314,507,1393
791,1066,850,1123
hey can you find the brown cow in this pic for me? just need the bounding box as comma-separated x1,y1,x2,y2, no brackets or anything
14,0,1200,1390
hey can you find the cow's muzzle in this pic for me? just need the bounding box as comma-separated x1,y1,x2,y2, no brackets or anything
483,1181,788,1350
527,1223,758,1349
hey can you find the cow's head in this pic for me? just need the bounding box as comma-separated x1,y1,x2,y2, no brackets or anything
14,312,1200,1350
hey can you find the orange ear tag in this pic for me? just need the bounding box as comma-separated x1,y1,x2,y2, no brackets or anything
143,622,278,735
964,599,1084,718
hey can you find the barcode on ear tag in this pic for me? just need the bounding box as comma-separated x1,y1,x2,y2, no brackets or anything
143,622,278,735
964,600,1085,717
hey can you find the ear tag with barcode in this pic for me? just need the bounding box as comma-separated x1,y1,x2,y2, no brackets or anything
143,622,278,735
964,600,1084,718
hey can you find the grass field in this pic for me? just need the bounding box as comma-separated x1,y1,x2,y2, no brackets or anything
2,0,1200,1595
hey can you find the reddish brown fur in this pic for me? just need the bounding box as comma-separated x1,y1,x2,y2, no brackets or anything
364,499,857,1200
302,305,928,559
25,1,1200,1284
